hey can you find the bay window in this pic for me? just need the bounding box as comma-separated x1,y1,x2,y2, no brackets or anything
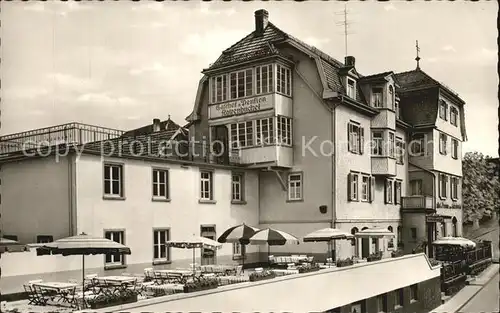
210,74,228,103
230,122,253,148
256,64,274,95
277,116,292,146
277,64,292,97
389,132,395,157
371,87,383,108
372,131,383,156
256,117,274,145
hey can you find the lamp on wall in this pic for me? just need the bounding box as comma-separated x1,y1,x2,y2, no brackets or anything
319,205,327,214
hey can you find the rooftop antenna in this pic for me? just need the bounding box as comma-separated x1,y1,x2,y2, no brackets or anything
335,4,355,57
415,40,421,70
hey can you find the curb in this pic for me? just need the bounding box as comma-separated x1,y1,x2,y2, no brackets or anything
455,267,498,313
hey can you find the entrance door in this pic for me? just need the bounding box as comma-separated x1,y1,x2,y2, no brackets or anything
200,225,216,265
361,238,370,258
211,125,229,164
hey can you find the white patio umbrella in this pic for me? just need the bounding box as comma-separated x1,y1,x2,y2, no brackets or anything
0,237,29,254
354,227,395,238
303,228,354,264
165,235,222,273
433,236,476,248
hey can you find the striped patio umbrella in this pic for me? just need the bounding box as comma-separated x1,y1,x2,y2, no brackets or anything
218,223,260,272
37,233,131,305
166,235,222,273
249,228,299,262
0,237,29,254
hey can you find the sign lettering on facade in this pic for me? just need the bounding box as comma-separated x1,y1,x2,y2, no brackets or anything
209,95,273,119
426,215,444,223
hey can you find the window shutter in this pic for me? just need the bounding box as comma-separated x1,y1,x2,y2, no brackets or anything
370,176,375,202
360,127,365,154
384,179,388,204
445,175,448,198
347,124,352,152
438,175,442,198
347,173,352,201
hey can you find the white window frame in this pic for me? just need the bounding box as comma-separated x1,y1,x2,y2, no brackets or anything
410,179,422,196
256,117,274,146
439,174,448,199
388,132,395,157
439,133,447,155
349,173,359,201
288,172,303,201
371,87,383,108
276,64,292,97
385,179,393,204
346,77,356,99
439,100,448,121
256,64,274,95
277,116,292,146
153,229,170,263
230,68,254,100
451,177,459,200
200,170,213,201
232,242,242,258
231,173,244,202
348,122,364,154
451,138,458,159
411,133,425,156
210,74,228,104
361,176,369,202
372,131,383,156
230,121,254,148
104,163,123,197
152,168,169,200
395,181,402,204
410,284,418,301
104,230,125,266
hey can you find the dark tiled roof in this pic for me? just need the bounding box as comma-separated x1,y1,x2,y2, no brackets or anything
394,69,439,92
359,71,394,81
123,118,186,138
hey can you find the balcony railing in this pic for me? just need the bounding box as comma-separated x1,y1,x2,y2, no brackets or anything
0,123,125,155
401,195,434,210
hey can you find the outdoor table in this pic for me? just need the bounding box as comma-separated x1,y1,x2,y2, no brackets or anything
93,276,137,298
154,269,196,284
32,282,79,306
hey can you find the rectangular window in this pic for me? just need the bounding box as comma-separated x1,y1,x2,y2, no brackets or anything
377,294,388,313
371,87,383,108
451,138,458,159
411,133,425,156
232,242,242,257
231,69,253,99
348,173,359,201
451,177,459,200
348,122,364,154
410,228,417,240
385,179,393,204
410,179,422,196
395,102,400,119
395,288,404,307
230,121,254,148
105,231,125,266
232,173,244,202
200,171,213,200
277,116,292,146
396,138,405,164
288,173,303,201
410,284,418,301
210,74,228,103
347,78,356,99
152,169,169,199
439,100,448,120
361,176,369,202
389,132,395,157
256,64,274,95
439,174,448,199
104,164,123,197
36,235,53,243
370,176,375,202
372,131,383,156
395,181,402,205
450,107,458,126
256,118,274,146
439,133,447,155
153,229,170,262
276,64,292,97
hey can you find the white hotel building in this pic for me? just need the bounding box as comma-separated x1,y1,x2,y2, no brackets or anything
0,10,467,293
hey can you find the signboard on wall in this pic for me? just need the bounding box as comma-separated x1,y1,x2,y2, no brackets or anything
208,94,273,119
426,215,444,223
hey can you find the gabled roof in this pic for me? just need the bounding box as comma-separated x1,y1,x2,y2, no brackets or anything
123,117,188,139
359,71,394,82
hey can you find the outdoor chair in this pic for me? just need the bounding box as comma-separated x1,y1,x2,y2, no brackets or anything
144,268,154,282
23,284,39,305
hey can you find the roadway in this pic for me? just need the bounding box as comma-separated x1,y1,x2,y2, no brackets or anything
458,272,499,313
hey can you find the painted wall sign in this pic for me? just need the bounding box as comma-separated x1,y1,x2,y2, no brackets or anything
426,215,444,223
209,94,273,119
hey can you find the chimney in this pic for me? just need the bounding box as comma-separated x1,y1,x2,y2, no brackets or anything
345,56,355,67
152,118,161,132
254,9,269,36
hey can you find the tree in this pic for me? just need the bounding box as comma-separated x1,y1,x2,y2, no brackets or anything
462,152,500,224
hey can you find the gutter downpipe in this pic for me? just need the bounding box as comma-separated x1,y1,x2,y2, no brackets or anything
330,97,342,260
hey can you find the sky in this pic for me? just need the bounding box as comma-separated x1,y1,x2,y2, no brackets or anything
0,1,498,156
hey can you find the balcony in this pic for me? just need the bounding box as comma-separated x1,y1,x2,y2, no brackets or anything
229,145,293,168
371,156,396,176
401,196,434,211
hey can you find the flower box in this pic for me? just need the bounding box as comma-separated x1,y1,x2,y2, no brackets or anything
297,264,321,273
249,270,276,282
367,252,382,262
183,279,218,293
88,293,138,309
336,258,354,267
391,249,404,258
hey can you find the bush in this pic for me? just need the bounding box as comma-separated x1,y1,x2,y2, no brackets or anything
391,249,404,258
249,270,276,282
336,258,354,267
297,263,320,273
183,278,218,293
367,251,382,262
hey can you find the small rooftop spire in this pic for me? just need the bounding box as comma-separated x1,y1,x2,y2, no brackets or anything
168,114,171,120
415,40,421,70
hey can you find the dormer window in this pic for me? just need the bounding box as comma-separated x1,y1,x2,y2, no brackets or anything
388,85,394,110
347,78,356,99
371,87,383,108
439,100,448,120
